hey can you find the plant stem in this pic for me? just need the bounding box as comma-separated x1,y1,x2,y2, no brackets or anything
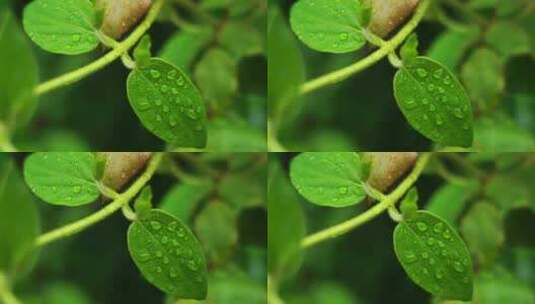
0,123,16,152
301,153,431,248
0,273,21,304
299,0,431,95
35,153,163,247
267,275,285,304
33,0,165,96
267,119,287,152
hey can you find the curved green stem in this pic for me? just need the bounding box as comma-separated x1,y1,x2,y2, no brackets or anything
0,273,21,304
299,0,431,95
35,153,163,247
301,153,431,248
0,123,16,152
267,119,287,152
33,0,165,96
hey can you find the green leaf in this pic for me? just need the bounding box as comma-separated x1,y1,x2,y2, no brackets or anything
159,181,212,223
268,6,305,124
460,202,504,266
400,187,418,219
476,267,535,304
219,172,265,209
206,118,267,152
485,175,530,212
219,21,263,59
134,186,153,218
127,209,207,299
133,35,152,68
473,114,535,151
461,48,504,109
23,152,100,206
37,281,91,304
268,160,305,280
426,181,479,225
485,21,531,58
290,152,365,207
23,0,99,55
290,0,366,53
194,202,238,265
193,48,238,106
393,56,474,147
0,9,39,129
0,155,40,278
393,210,474,301
127,58,207,148
427,27,480,71
201,270,266,304
400,33,419,64
158,28,213,74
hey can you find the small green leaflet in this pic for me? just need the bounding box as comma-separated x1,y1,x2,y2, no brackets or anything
23,0,99,55
127,58,207,148
290,0,366,53
400,187,418,218
393,56,474,147
290,152,365,207
127,209,207,299
485,21,531,58
393,211,473,301
134,186,153,218
23,152,100,206
158,27,213,74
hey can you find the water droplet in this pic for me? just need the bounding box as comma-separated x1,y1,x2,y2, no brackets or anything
150,221,161,230
421,252,429,259
416,222,428,232
427,237,435,246
443,229,451,240
435,270,444,280
156,266,162,273
433,69,444,79
156,251,163,258
150,70,160,79
443,77,451,85
429,104,436,112
171,88,178,95
163,256,169,264
160,85,168,93
169,268,177,278
187,109,198,120
161,236,168,244
416,68,428,78
167,70,177,79
429,258,436,265
187,260,198,271
440,95,447,103
441,249,448,257
438,241,445,248
169,116,177,127
176,77,185,86
453,261,464,273
138,98,151,110
73,186,81,193
435,115,444,126
438,87,445,94
427,84,435,92
163,105,169,113
339,32,348,41
138,252,151,262
423,268,429,275
168,222,177,231
405,252,418,263
462,258,469,266
156,114,162,122
422,98,429,105
433,223,444,233
155,99,162,106
338,186,348,194
72,34,80,42
405,99,417,109
453,108,464,119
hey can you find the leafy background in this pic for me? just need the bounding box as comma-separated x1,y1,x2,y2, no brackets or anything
1,153,266,303
270,153,535,303
2,0,266,151
270,0,535,151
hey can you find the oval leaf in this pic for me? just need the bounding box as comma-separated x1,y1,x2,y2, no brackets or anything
393,210,474,301
127,209,207,299
23,0,99,55
289,152,365,207
290,0,366,53
127,58,207,148
393,56,474,147
23,152,100,206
